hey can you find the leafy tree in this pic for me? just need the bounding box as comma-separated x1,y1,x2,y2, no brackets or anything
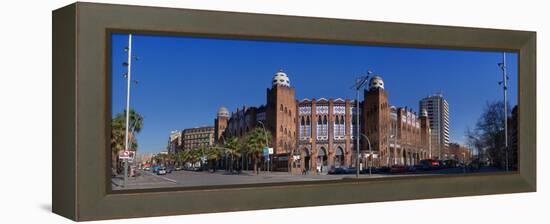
469,101,511,168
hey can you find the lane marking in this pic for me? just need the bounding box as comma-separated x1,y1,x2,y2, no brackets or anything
140,171,178,183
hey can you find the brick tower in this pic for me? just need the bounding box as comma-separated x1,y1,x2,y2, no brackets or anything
363,76,390,167
266,69,297,171
214,106,229,144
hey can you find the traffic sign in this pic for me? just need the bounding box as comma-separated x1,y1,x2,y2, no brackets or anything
118,150,133,160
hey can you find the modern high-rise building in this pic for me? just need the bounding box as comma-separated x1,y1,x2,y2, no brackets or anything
419,93,450,159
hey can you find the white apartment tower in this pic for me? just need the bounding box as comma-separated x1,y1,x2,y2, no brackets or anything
419,93,450,159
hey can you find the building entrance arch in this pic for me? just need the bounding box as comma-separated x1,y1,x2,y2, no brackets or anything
301,148,311,173
317,147,328,174
335,147,344,168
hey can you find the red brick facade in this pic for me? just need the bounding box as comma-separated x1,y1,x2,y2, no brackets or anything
215,70,433,173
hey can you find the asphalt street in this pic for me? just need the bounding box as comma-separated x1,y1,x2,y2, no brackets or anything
112,167,504,190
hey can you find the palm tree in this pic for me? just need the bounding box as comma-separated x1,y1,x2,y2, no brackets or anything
245,127,271,175
205,146,223,172
167,153,177,166
176,150,189,167
110,109,144,175
111,114,125,174
155,153,169,166
188,148,202,168
224,137,241,173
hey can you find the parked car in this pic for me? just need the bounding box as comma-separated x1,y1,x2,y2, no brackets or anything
157,167,167,175
175,166,183,171
377,166,391,173
152,165,161,173
328,167,347,175
443,159,459,168
345,167,357,174
419,159,442,171
406,165,417,172
390,165,407,174
166,165,174,173
360,167,378,174
144,166,151,171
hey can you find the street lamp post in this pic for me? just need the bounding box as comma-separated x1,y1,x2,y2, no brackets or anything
122,34,133,188
353,71,371,178
498,52,509,172
121,33,140,187
361,133,373,175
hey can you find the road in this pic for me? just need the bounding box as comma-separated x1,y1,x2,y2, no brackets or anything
112,166,505,190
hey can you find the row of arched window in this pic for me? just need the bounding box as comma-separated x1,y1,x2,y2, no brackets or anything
334,115,345,139
298,115,348,140
317,115,328,140
299,116,311,139
279,125,295,137
280,104,292,118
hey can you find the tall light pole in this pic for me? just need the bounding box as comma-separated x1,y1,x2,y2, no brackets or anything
122,34,133,187
360,133,373,175
121,34,139,187
353,71,371,178
498,52,509,172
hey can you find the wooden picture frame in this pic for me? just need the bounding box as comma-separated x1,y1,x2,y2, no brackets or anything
52,2,536,221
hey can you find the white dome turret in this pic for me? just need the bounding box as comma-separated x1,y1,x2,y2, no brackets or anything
217,106,230,118
272,69,290,87
421,109,428,117
369,75,384,90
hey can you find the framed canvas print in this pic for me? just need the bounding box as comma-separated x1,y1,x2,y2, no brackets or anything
52,2,536,221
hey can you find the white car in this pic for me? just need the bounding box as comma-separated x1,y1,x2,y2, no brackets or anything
157,168,167,175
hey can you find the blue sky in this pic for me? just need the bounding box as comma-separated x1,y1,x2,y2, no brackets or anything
111,33,518,154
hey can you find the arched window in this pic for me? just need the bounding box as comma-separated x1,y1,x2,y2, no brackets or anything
305,116,311,138
334,115,345,139
318,115,328,140
280,104,283,111
299,117,306,139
